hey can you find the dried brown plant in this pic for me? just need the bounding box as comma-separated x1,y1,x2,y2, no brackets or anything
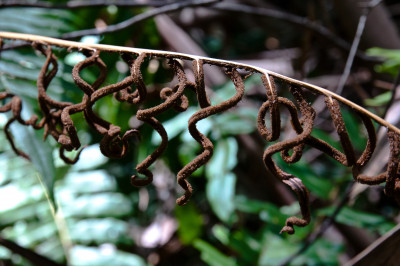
1,32,400,234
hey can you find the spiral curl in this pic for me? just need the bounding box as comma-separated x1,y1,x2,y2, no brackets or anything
1,37,400,235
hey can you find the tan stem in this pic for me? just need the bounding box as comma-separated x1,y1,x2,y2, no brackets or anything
1,31,399,134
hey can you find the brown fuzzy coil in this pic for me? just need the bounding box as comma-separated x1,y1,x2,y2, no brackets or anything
1,36,400,235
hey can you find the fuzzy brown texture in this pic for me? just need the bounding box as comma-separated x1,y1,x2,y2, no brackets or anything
176,67,245,205
258,78,314,234
1,40,400,235
256,76,399,234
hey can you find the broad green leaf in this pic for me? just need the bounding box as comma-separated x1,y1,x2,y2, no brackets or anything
212,224,230,245
152,107,212,145
206,137,238,176
0,184,43,212
0,155,35,185
193,239,237,266
0,8,77,36
0,60,42,81
258,233,298,266
212,224,261,265
207,173,237,223
1,73,57,201
35,235,65,262
69,218,130,245
205,138,238,223
318,206,395,235
175,203,203,244
213,107,258,136
292,238,343,265
0,77,38,99
3,221,57,247
211,75,257,105
212,80,240,105
61,193,132,218
151,107,196,145
58,170,116,194
367,47,400,59
275,156,333,200
234,195,287,226
180,118,212,143
0,247,11,259
178,140,204,177
364,91,392,107
54,144,108,171
367,48,400,76
69,245,146,266
0,201,51,226
311,128,341,150
10,122,56,202
342,109,368,151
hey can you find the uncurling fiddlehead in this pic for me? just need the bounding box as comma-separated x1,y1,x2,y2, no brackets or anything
1,32,400,234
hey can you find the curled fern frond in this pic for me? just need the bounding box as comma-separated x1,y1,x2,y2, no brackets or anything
1,32,400,234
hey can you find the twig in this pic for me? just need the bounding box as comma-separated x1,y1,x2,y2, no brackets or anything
1,31,396,134
336,0,382,95
2,32,400,235
0,0,168,8
0,32,394,134
62,0,220,39
211,2,379,63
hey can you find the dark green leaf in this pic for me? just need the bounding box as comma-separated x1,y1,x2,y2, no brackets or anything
61,193,132,218
213,107,258,136
318,206,395,235
292,238,343,265
207,172,237,223
234,195,287,225
342,109,367,151
175,203,203,245
61,170,116,194
275,156,333,200
69,245,147,266
212,225,260,265
364,91,392,107
69,218,130,245
206,137,238,223
193,239,237,266
10,122,56,202
366,48,400,76
258,232,298,265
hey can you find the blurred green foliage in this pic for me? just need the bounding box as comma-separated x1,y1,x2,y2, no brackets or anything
367,48,400,77
365,47,400,107
0,4,397,266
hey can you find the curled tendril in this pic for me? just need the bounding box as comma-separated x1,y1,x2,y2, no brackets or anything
357,130,400,204
176,67,245,206
258,76,314,234
131,59,189,187
116,53,147,104
2,36,400,235
59,50,105,151
59,145,87,164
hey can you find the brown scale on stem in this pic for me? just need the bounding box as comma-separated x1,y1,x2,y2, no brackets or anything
1,34,400,235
